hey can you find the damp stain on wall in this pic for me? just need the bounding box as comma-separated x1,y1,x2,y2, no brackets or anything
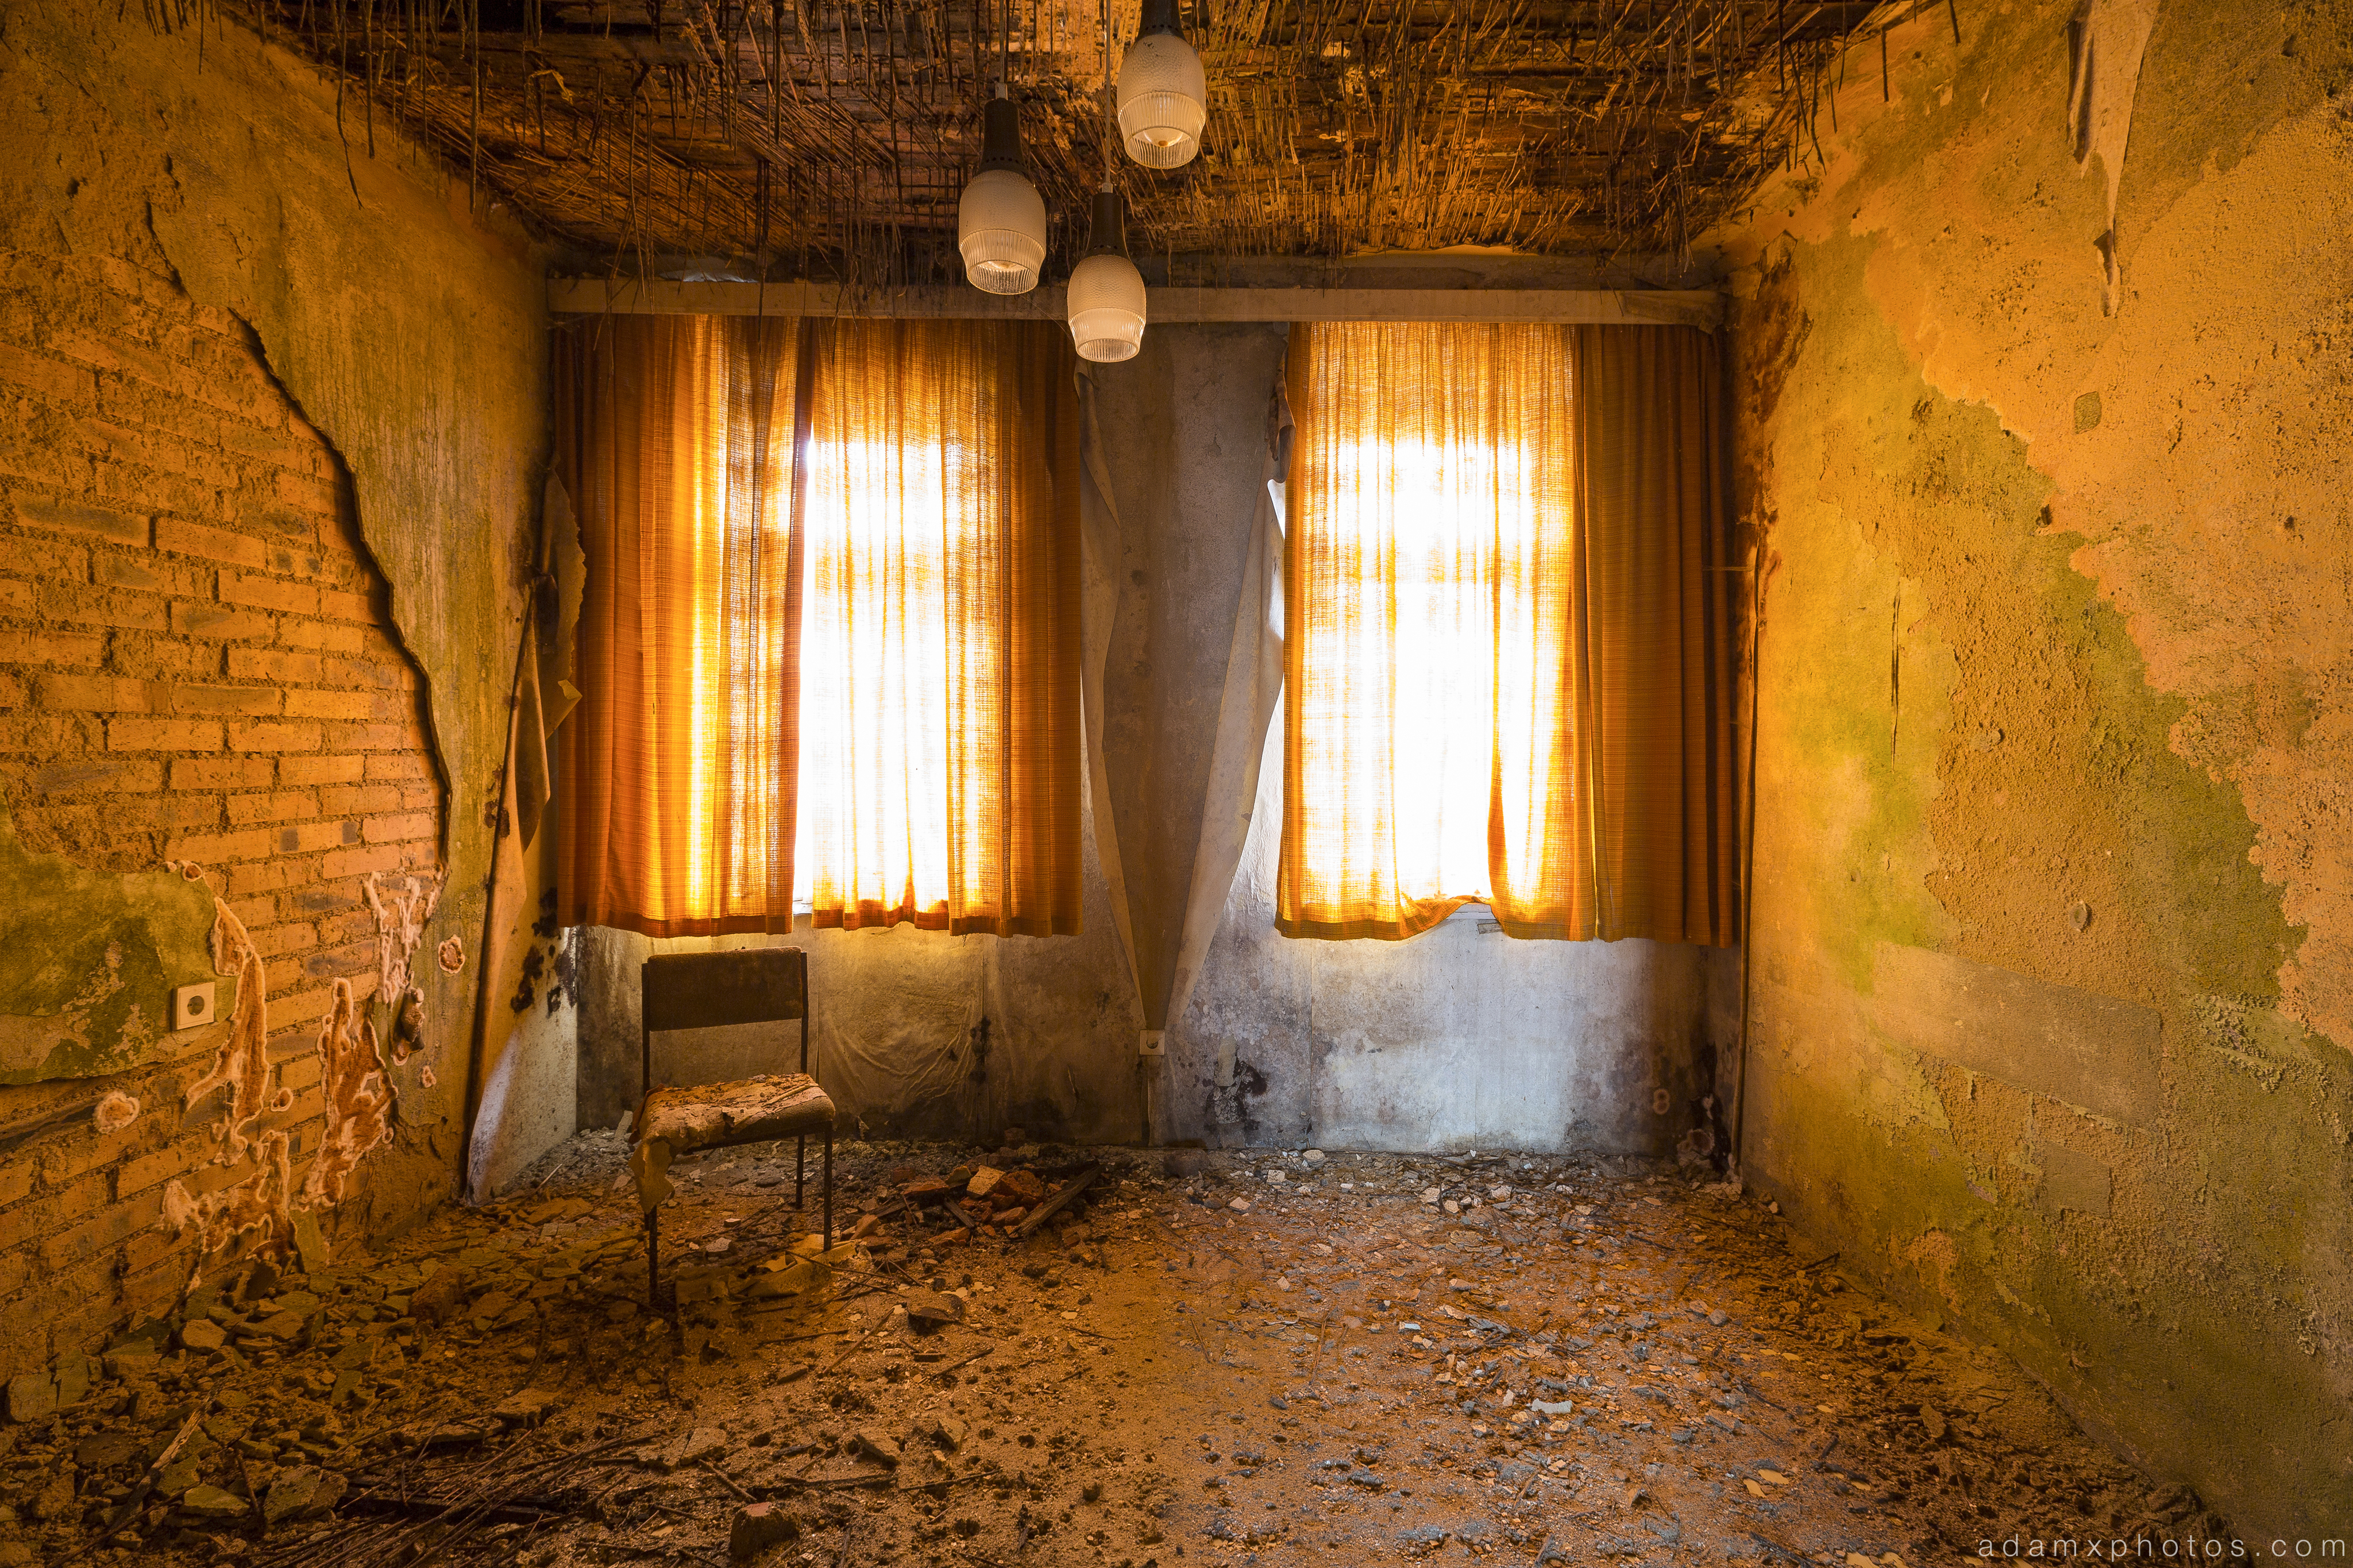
1715,0,2353,1536
0,812,224,1085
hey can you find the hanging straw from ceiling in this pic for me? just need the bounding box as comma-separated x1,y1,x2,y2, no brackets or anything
199,0,1922,283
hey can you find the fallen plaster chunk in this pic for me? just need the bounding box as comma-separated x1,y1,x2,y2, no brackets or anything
411,1266,472,1327
730,1503,802,1561
263,1465,346,1527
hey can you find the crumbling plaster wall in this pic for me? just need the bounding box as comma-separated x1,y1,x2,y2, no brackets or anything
1718,0,2353,1535
577,322,1738,1159
0,0,562,1372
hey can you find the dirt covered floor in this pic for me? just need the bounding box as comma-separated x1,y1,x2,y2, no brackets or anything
4,1135,2232,1567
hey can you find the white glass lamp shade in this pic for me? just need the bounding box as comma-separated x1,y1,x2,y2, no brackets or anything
1117,32,1208,169
1067,252,1147,362
958,168,1048,295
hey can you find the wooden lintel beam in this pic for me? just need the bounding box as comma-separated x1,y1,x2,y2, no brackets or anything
549,277,1723,329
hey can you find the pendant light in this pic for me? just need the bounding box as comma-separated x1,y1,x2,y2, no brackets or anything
958,82,1047,294
1071,0,1147,361
1116,0,1206,169
1069,189,1147,361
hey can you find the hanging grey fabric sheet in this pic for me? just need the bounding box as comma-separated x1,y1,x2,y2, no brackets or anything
1074,362,1144,1014
1162,379,1290,1082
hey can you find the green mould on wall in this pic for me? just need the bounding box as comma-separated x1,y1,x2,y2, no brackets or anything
0,808,232,1085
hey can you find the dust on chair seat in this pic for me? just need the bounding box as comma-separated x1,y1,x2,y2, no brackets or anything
629,1072,834,1211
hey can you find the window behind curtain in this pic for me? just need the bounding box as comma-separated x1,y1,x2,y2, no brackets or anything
1279,322,1584,940
794,319,1083,936
1279,320,1740,947
556,316,1083,941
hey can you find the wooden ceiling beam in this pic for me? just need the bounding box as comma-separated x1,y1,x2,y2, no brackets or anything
550,276,1723,329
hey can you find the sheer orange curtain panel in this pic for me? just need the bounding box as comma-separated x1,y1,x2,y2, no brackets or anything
793,318,1083,937
1278,322,1582,940
554,315,803,938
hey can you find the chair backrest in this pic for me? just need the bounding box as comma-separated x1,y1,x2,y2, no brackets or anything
640,948,810,1096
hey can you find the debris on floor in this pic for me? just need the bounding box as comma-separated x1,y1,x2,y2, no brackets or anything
0,1132,2229,1566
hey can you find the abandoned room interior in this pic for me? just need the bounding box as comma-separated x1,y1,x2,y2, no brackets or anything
0,0,2347,1563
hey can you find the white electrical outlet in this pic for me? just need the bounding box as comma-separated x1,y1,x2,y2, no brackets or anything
170,982,217,1032
1138,1029,1166,1058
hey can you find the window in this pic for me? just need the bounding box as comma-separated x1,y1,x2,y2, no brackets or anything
1279,321,1580,940
1278,320,1740,947
557,317,1083,940
793,320,1082,935
794,428,971,918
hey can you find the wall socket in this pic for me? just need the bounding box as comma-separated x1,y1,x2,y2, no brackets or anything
169,982,217,1032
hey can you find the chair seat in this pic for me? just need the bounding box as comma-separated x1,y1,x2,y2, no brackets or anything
638,1072,834,1153
629,1073,834,1212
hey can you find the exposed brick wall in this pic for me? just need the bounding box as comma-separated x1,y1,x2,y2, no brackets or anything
0,248,443,1376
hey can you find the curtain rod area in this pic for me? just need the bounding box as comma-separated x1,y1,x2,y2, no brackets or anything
548,279,1723,330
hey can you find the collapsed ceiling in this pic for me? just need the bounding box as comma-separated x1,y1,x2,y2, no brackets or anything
222,0,1901,284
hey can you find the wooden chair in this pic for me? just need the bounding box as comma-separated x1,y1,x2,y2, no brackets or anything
632,948,834,1307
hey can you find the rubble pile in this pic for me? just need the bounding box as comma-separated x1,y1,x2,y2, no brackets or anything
0,1134,2214,1566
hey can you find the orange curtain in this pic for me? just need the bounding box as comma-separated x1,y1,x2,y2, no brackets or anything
1571,324,1739,947
554,316,802,938
793,319,1083,936
1278,321,1737,946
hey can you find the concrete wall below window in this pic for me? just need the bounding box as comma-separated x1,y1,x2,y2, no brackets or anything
1163,726,1742,1153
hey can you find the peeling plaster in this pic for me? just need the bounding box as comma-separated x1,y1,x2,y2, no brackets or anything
302,978,394,1207
367,871,443,1008
161,1125,291,1266
0,817,222,1084
164,880,396,1266
366,870,443,1068
179,890,278,1142
166,889,295,1258
2066,0,2162,311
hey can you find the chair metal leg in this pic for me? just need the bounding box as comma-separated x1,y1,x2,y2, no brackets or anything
646,1203,660,1310
796,1133,807,1211
822,1127,832,1250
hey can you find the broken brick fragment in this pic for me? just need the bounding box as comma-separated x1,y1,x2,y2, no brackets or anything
410,1266,470,1327
730,1502,801,1561
990,1168,1047,1210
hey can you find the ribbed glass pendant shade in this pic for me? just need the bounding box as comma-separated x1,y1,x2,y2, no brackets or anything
1116,0,1206,169
1069,254,1145,362
958,93,1047,295
959,171,1047,294
1069,190,1145,362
